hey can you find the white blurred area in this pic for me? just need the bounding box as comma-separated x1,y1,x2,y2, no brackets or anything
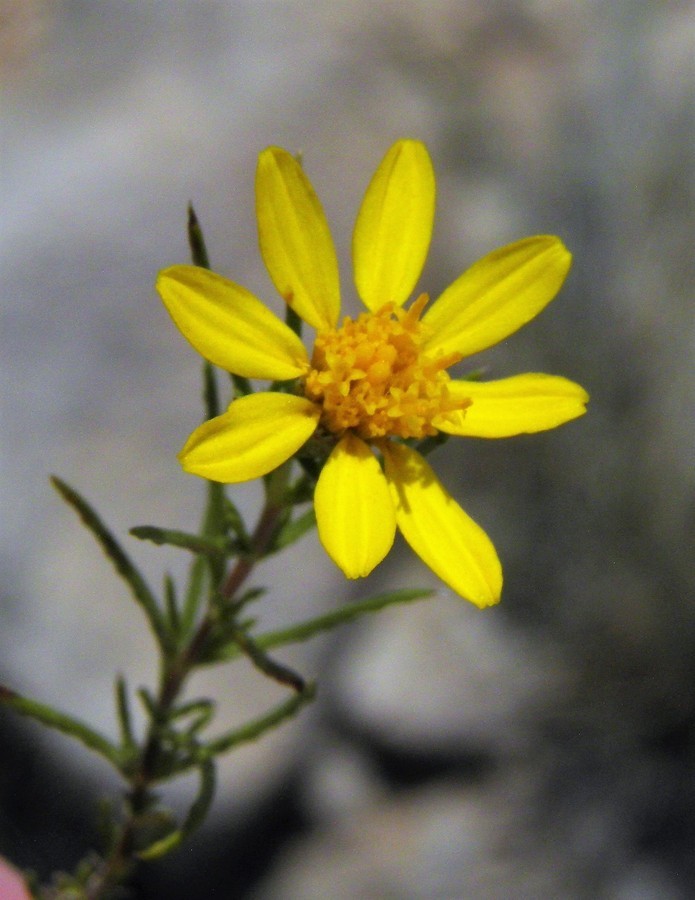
2,2,694,897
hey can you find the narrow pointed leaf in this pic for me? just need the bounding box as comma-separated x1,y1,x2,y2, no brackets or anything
181,758,216,837
163,573,181,638
50,477,170,650
115,674,135,751
187,203,211,269
199,684,316,760
182,554,207,636
0,683,120,767
203,361,220,419
129,525,228,558
137,759,216,859
231,628,305,692
206,588,434,663
137,829,183,861
273,506,317,551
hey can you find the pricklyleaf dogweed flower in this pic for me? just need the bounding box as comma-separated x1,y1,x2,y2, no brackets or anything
157,140,588,607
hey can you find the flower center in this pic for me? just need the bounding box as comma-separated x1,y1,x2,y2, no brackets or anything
303,294,469,440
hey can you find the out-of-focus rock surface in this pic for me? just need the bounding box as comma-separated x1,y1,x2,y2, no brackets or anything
1,2,694,897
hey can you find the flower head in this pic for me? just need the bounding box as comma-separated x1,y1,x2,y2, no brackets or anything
156,140,588,607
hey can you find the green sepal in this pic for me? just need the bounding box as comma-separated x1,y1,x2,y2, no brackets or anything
285,302,302,338
231,373,253,397
412,431,450,457
460,366,487,381
285,474,315,506
295,428,337,479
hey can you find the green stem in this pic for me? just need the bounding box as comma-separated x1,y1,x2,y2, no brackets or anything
84,486,295,899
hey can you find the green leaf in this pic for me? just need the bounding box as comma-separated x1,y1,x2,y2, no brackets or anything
200,683,316,760
50,476,171,653
131,807,179,859
137,759,216,860
129,525,227,558
207,588,435,664
273,507,316,552
223,497,251,547
230,628,305,692
202,479,228,590
182,758,216,836
257,587,435,648
115,674,136,752
231,587,266,610
203,360,220,420
170,698,215,736
182,553,207,636
137,687,158,720
180,478,233,637
0,683,121,768
137,828,182,861
187,203,211,269
164,573,181,638
96,796,119,853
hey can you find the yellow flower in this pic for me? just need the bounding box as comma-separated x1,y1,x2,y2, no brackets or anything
156,140,588,607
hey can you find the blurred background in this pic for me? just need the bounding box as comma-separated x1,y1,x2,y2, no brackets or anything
2,1,694,897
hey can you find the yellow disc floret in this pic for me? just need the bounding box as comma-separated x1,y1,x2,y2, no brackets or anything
304,294,469,440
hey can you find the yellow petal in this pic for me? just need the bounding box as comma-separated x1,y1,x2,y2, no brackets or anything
179,392,320,483
256,147,340,331
315,433,396,577
382,442,502,607
436,374,589,437
422,236,572,358
353,139,435,310
157,265,309,380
